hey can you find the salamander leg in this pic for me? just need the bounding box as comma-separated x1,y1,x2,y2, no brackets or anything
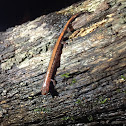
51,79,56,86
61,41,68,48
68,23,74,32
49,79,58,97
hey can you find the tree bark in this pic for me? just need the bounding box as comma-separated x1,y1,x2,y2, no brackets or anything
0,0,126,125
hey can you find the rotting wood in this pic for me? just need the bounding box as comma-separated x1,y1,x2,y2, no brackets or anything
0,0,126,125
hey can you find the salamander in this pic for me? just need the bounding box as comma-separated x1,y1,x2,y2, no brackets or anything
41,12,82,95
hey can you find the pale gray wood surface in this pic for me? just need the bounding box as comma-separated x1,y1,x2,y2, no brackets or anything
0,0,126,125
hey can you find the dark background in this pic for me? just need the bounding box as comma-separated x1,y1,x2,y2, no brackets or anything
0,0,81,31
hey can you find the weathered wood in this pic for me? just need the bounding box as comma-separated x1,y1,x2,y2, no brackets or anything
0,0,126,125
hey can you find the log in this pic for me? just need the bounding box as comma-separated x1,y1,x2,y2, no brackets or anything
0,0,126,125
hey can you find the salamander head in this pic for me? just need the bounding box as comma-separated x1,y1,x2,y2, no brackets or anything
41,82,50,95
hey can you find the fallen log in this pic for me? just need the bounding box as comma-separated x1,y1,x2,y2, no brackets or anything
0,0,126,125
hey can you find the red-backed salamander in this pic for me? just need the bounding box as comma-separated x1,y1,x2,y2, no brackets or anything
41,12,82,95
